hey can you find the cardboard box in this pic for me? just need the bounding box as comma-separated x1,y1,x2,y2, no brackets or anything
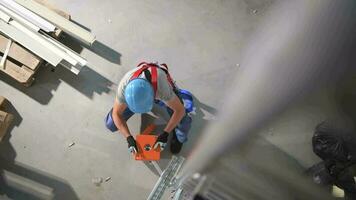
0,110,13,141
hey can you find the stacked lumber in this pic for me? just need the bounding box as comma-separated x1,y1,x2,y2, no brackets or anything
0,96,13,141
0,0,95,86
0,0,71,86
0,34,41,86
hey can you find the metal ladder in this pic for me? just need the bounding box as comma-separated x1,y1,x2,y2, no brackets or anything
147,156,185,200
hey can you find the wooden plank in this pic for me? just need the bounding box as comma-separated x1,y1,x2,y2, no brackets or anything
0,20,64,67
23,76,34,87
0,34,41,70
0,55,34,83
0,0,73,86
0,16,84,75
0,96,5,108
0,0,70,70
0,0,69,73
8,20,85,74
0,110,13,141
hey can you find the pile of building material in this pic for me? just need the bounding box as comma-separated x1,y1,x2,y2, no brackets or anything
0,33,41,86
0,0,95,85
0,96,13,141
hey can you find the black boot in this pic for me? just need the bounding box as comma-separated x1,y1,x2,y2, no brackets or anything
170,131,183,154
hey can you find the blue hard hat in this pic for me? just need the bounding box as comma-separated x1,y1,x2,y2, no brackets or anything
124,78,154,113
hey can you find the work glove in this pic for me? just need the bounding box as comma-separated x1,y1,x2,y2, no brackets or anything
154,131,169,151
126,136,137,154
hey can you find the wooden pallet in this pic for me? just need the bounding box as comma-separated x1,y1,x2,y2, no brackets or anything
0,0,70,87
0,96,13,141
0,35,42,86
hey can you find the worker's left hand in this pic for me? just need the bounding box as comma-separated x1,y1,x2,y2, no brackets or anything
153,131,169,151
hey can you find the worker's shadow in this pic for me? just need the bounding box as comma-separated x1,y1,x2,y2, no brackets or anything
0,32,121,105
139,96,217,176
0,102,79,199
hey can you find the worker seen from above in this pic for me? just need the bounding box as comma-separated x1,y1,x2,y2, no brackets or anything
105,62,193,155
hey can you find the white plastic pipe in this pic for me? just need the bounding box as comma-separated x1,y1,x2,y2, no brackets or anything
0,0,55,32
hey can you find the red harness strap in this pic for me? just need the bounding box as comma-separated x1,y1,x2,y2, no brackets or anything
137,62,175,85
130,63,160,96
130,62,176,97
130,65,149,80
151,67,158,95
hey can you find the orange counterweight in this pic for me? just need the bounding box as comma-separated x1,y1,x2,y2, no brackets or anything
134,124,161,161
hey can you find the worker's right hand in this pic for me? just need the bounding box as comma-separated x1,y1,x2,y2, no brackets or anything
153,131,169,151
126,136,138,154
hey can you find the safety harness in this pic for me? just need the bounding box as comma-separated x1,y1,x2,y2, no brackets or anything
129,62,176,96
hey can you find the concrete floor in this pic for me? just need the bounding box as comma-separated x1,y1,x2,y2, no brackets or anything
3,0,352,199
0,0,277,199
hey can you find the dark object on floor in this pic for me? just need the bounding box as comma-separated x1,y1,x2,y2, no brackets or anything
307,161,356,200
312,121,356,163
309,121,356,200
194,194,208,200
306,161,334,185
